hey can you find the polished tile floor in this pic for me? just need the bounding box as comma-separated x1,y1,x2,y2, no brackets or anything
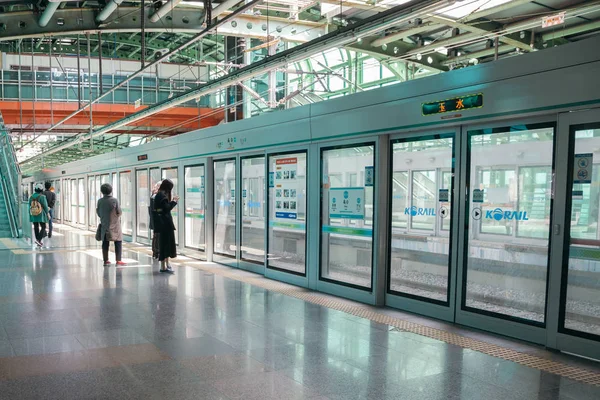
0,225,599,399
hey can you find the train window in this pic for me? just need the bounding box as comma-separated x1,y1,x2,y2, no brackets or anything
119,171,133,236
137,170,150,239
465,124,555,324
162,167,179,244
184,165,206,251
214,160,236,258
241,156,265,264
389,135,454,303
268,152,307,275
320,144,375,289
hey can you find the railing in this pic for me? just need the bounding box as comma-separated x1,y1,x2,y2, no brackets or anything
0,177,17,237
0,114,21,237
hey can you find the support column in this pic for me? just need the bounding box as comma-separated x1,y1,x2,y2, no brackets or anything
225,36,245,122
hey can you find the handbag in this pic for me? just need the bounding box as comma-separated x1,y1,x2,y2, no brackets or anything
95,224,102,241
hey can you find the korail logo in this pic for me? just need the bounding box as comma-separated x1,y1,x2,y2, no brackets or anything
485,208,529,221
404,206,436,216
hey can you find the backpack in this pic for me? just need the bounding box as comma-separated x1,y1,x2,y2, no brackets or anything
30,195,43,216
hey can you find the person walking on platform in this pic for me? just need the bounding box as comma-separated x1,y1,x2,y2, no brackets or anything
96,183,126,266
153,179,179,274
149,182,161,260
29,184,49,248
43,182,56,238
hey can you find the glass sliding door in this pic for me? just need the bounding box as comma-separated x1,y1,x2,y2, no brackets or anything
389,135,455,303
184,165,206,250
78,178,85,226
120,171,133,236
150,168,161,188
214,159,236,258
320,144,375,289
241,156,265,264
54,180,61,222
268,152,307,275
88,176,97,229
464,123,555,324
162,167,179,243
70,179,77,225
561,122,600,338
137,169,150,239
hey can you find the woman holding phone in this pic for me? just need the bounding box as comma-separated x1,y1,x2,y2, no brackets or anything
153,179,179,273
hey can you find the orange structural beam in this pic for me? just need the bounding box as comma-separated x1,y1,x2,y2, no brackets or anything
0,101,225,132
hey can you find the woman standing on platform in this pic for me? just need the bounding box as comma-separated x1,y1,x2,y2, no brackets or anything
153,179,179,274
97,183,126,266
29,183,49,247
149,182,162,259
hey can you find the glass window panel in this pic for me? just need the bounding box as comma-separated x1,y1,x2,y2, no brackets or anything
78,178,85,225
88,177,96,228
162,168,179,243
390,136,454,302
137,170,150,239
119,171,133,236
70,180,77,224
320,144,375,288
184,165,206,250
268,152,307,274
410,170,436,231
54,180,61,220
466,125,554,323
565,126,600,336
214,160,236,257
241,157,265,263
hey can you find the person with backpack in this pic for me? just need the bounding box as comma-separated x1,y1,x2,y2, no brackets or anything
43,182,56,238
29,183,49,247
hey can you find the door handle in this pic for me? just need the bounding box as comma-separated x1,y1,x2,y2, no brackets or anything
553,224,561,235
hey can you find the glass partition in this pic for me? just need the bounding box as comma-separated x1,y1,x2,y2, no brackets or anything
389,135,454,303
88,176,96,228
137,169,150,239
120,171,133,236
465,124,554,324
214,159,236,257
184,165,206,250
268,152,307,275
70,179,77,225
563,124,600,337
241,156,265,263
78,178,85,225
162,167,179,243
320,144,375,289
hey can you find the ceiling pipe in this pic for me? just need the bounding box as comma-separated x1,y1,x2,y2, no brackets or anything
542,20,600,42
39,1,62,28
20,0,454,166
96,0,124,23
149,0,184,23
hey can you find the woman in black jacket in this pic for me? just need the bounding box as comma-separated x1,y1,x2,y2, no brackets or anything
153,179,179,273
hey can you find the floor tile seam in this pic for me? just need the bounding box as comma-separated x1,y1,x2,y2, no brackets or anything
182,260,600,386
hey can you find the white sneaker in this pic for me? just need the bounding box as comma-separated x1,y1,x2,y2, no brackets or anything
35,240,43,247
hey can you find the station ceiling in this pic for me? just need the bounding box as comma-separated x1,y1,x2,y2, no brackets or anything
0,0,598,174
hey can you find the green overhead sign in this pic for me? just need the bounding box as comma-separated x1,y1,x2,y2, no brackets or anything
422,93,483,116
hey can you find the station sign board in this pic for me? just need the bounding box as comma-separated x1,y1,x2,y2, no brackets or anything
422,93,483,116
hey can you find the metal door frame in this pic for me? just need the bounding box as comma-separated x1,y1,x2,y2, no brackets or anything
315,135,381,306
548,107,600,358
265,144,311,289
455,115,556,345
182,160,208,253
385,126,461,322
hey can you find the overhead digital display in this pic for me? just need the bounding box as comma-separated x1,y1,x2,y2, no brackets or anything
137,154,148,161
422,93,483,116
